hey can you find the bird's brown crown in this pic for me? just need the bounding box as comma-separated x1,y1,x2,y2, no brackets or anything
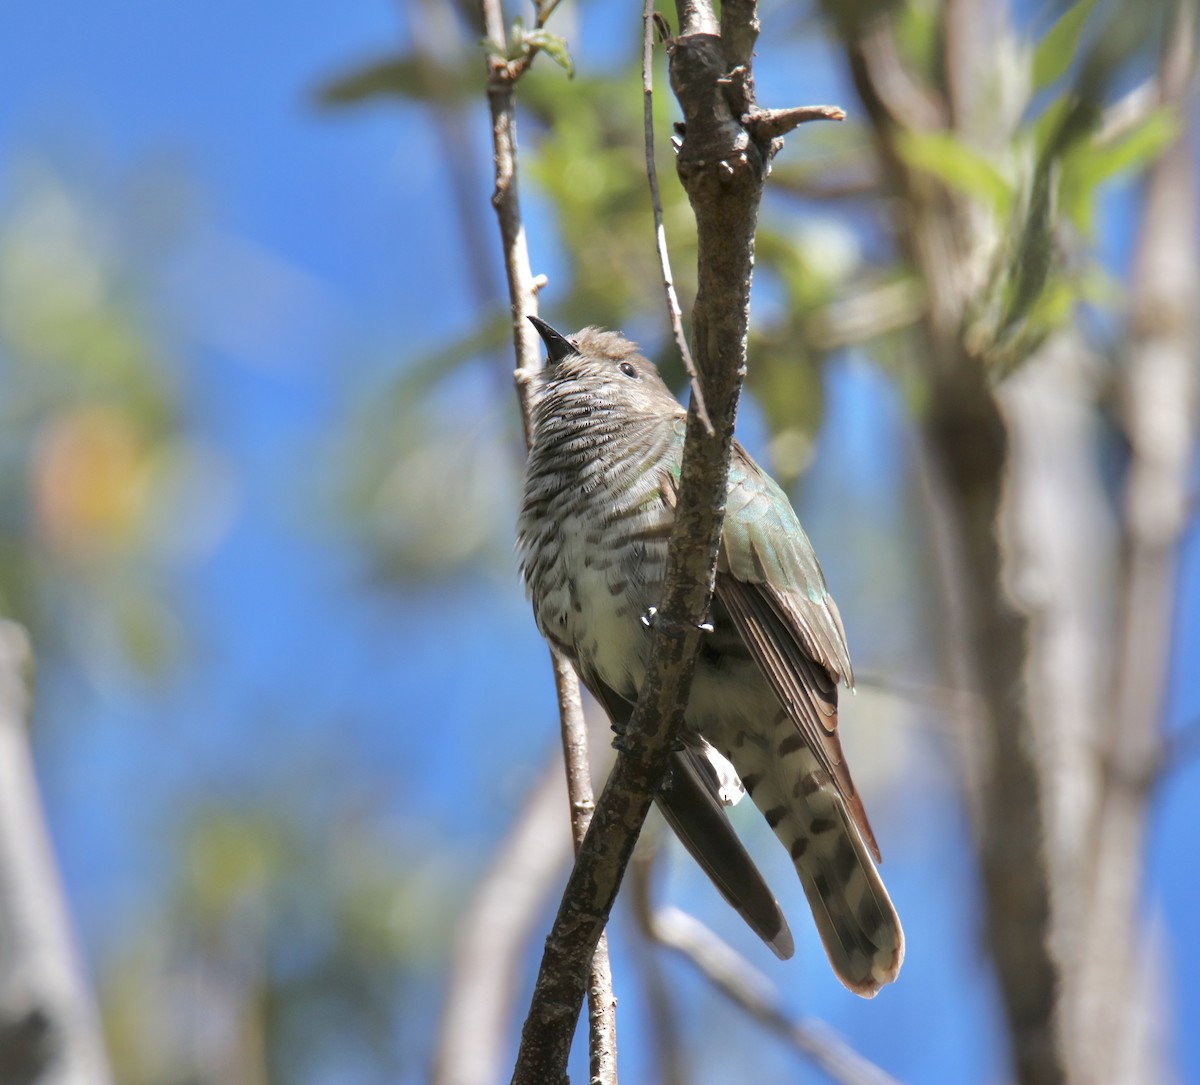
540,326,681,415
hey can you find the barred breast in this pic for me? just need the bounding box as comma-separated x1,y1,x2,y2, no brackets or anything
517,396,678,700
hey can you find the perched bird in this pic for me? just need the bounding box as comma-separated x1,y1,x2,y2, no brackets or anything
517,317,903,997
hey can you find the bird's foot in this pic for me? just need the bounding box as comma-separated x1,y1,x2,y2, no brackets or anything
640,605,713,637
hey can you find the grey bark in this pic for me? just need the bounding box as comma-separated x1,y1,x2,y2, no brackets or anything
0,622,113,1085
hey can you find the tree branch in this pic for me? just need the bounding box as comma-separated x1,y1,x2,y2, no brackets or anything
1073,4,1197,1078
478,4,617,1080
628,849,902,1085
821,7,1067,1082
0,622,113,1085
510,0,786,1077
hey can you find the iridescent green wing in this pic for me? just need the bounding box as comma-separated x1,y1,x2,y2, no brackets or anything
715,442,880,861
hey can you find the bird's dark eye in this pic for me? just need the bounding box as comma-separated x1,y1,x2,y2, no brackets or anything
619,361,638,379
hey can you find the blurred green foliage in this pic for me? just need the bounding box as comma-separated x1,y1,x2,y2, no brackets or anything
0,162,197,676
100,793,461,1085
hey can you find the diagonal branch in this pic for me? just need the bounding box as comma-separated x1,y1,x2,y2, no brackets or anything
628,849,902,1085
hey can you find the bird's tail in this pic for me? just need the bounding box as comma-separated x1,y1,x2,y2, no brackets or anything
742,744,904,997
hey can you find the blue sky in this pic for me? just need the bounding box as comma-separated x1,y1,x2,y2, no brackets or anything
2,3,1198,1083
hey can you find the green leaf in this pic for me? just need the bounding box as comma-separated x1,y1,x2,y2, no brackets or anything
1058,108,1179,232
895,129,1012,214
1090,108,1179,180
1032,0,1098,92
893,0,939,79
524,29,575,77
998,163,1056,336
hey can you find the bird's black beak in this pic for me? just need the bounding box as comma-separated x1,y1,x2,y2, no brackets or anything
528,316,578,363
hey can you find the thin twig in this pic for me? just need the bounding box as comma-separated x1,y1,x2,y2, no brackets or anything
477,3,618,1080
642,0,712,436
1158,715,1200,777
653,908,905,1085
743,104,846,140
551,654,618,1085
629,848,902,1085
853,669,989,727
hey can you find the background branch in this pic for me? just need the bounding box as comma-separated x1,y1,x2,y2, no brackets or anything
433,751,575,1085
628,848,902,1085
0,622,113,1085
1073,4,1197,1078
822,6,1066,1082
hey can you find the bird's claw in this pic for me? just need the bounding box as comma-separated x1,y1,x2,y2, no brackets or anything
641,605,713,636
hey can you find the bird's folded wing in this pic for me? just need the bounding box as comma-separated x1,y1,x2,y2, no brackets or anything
717,445,881,861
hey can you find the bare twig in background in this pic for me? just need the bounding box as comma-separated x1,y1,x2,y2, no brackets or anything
432,751,574,1085
853,670,988,729
625,835,687,1085
433,694,619,1085
805,279,924,351
477,2,617,1079
404,0,500,309
1074,4,1197,1080
629,848,902,1085
1159,715,1200,776
641,0,712,436
824,6,1066,1082
0,622,113,1085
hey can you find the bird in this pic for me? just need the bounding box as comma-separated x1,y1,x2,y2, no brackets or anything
517,316,903,997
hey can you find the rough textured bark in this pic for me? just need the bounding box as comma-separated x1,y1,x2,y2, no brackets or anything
509,1,776,1077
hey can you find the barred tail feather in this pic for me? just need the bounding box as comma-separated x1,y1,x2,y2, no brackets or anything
737,740,904,997
791,801,903,997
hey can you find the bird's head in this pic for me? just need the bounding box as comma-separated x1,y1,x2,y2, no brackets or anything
527,316,681,417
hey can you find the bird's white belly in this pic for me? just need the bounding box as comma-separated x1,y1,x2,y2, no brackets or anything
544,507,656,699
